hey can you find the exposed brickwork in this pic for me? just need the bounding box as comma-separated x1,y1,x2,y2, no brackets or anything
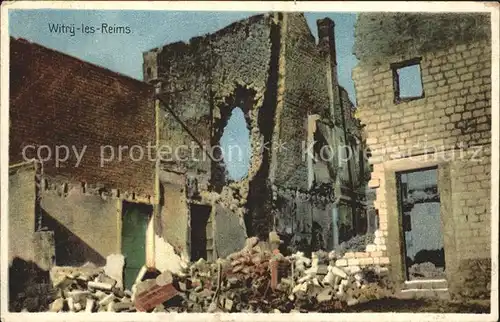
354,40,491,163
273,13,330,189
353,13,492,299
10,38,156,196
335,230,390,273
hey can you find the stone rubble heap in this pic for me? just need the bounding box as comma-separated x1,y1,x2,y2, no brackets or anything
47,236,392,313
48,264,136,312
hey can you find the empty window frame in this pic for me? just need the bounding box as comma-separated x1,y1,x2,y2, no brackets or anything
391,58,424,104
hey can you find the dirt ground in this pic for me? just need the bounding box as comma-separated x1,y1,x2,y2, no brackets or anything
341,298,490,313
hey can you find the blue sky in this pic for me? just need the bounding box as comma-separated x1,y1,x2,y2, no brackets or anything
9,10,359,180
9,10,358,103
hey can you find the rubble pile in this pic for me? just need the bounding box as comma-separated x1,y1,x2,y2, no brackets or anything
46,236,393,313
409,262,446,280
48,264,136,312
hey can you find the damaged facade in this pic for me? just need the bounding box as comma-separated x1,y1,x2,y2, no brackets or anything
9,37,157,294
8,12,370,309
143,13,370,260
352,13,492,298
8,10,493,313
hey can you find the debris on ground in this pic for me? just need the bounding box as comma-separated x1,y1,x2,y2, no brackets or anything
409,262,446,280
45,234,394,313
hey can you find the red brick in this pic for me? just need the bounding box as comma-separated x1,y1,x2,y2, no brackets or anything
9,38,156,195
134,283,179,312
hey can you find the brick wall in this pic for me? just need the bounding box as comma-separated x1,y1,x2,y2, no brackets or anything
354,40,491,163
353,35,491,296
10,38,156,196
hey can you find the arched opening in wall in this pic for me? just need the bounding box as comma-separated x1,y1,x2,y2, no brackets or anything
220,107,251,181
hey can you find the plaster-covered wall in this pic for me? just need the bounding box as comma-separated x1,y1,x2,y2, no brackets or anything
9,164,37,264
40,181,119,266
158,171,190,259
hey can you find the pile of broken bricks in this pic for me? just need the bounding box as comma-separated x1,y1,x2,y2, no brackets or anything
49,264,136,312
47,235,392,313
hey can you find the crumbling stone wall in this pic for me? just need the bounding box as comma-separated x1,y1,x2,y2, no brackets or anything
145,14,275,240
272,15,370,253
272,13,331,189
10,38,156,197
145,13,368,253
353,13,491,297
157,171,190,259
145,14,273,185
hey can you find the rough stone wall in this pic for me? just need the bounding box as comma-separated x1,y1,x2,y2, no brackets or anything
273,13,331,189
10,38,156,196
9,163,37,264
145,14,276,240
271,14,372,254
145,13,367,251
353,13,491,297
145,14,273,186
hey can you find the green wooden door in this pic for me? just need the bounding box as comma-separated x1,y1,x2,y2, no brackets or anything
121,202,151,290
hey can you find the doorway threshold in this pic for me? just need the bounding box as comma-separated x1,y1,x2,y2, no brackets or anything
403,278,448,290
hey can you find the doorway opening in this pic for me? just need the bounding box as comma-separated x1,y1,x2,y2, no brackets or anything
189,204,214,262
121,201,153,290
396,167,446,281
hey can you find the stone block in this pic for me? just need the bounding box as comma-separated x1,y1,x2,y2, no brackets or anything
98,294,116,306
377,244,387,251
85,299,95,313
316,289,333,303
379,257,390,265
335,259,348,267
344,252,355,259
104,254,125,289
49,298,64,312
347,258,360,266
370,251,384,257
368,179,380,188
358,257,374,266
87,281,113,291
330,266,348,279
156,270,173,286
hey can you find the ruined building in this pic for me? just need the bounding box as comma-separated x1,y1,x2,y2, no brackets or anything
8,12,369,295
9,37,157,290
143,12,370,259
352,13,492,298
